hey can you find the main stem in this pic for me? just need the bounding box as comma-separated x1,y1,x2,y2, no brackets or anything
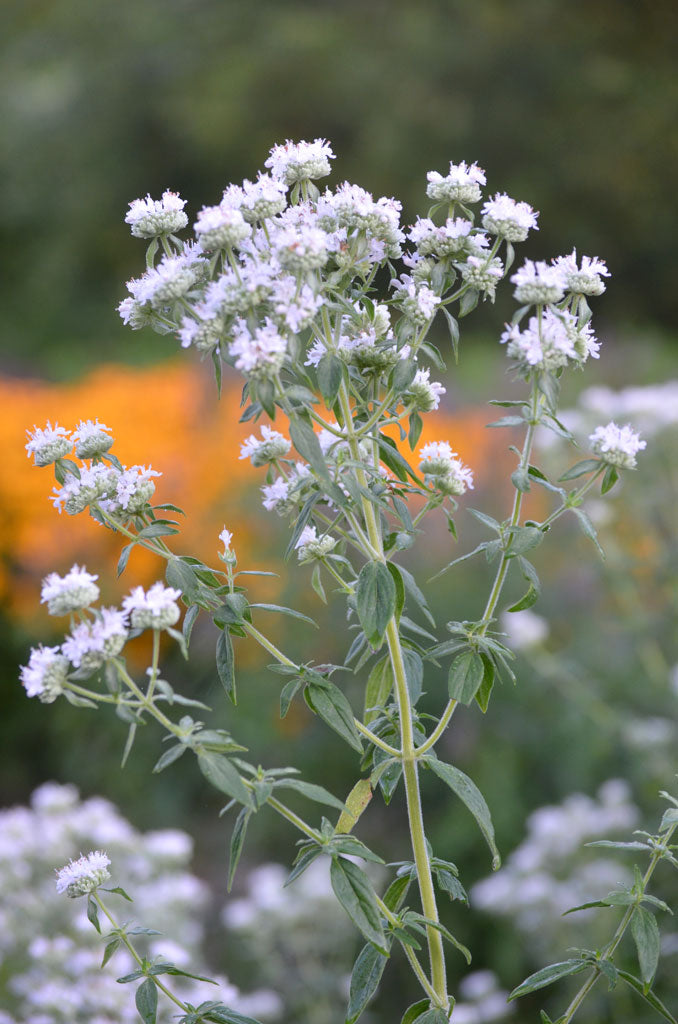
337,380,448,1009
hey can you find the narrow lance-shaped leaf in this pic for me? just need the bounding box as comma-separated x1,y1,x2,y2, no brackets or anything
356,562,396,646
216,629,236,704
631,906,661,991
197,751,253,809
135,978,158,1024
330,856,388,954
425,757,500,868
305,681,363,752
346,943,388,1024
447,650,484,705
509,960,589,1000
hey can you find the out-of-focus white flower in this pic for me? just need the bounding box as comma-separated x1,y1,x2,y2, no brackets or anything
239,426,291,467
25,422,72,467
62,608,128,671
589,422,646,469
219,526,236,566
122,583,181,630
55,851,110,898
125,190,188,239
20,646,69,703
261,477,291,514
482,193,539,243
511,260,567,305
265,138,335,185
579,381,678,438
553,250,610,296
40,565,100,616
500,609,549,651
426,161,486,204
72,420,113,459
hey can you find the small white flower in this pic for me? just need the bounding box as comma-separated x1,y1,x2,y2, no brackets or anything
265,138,335,185
125,190,188,239
117,295,156,330
51,464,119,516
25,422,72,467
230,319,287,378
115,465,161,513
275,224,331,273
261,477,291,513
553,250,610,296
458,255,504,299
589,422,646,469
408,216,475,257
237,174,288,222
393,277,440,324
55,850,111,897
218,526,236,566
41,565,100,616
419,441,474,494
481,193,539,243
500,308,599,373
72,419,113,459
126,253,204,309
294,525,337,562
511,260,567,305
239,425,291,467
62,608,128,670
122,583,182,630
426,161,486,204
20,645,69,702
193,205,251,250
409,368,446,412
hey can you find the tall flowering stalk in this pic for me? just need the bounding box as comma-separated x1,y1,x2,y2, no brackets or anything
20,140,661,1024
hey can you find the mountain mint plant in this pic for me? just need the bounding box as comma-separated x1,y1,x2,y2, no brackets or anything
20,139,671,1024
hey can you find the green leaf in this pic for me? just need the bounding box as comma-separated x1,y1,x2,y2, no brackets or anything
117,543,134,577
356,562,396,647
631,906,661,990
426,757,500,868
571,507,605,558
153,743,187,773
228,807,251,891
364,657,394,723
317,354,343,406
290,416,329,481
346,943,388,1024
250,603,318,627
135,978,158,1024
201,1006,266,1024
383,874,411,913
387,562,406,623
617,970,678,1023
448,650,485,705
475,654,495,713
507,526,544,555
506,585,539,612
330,856,388,954
400,1000,430,1024
408,412,424,450
216,629,236,704
601,463,619,494
86,895,101,933
559,458,600,481
280,677,302,718
306,681,363,752
402,648,424,704
197,752,252,808
399,565,435,627
509,960,589,1000
276,778,347,812
182,604,199,648
165,558,200,601
101,937,120,967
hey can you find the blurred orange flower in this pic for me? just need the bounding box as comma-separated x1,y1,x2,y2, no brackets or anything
2,359,498,627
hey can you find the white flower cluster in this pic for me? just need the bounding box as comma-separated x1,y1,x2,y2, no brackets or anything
419,441,474,496
55,850,110,897
26,419,114,467
500,609,549,651
240,426,291,467
122,582,182,630
481,193,539,243
426,161,487,205
501,308,600,374
589,421,646,469
294,525,337,562
472,780,638,949
0,783,279,1023
124,190,188,239
452,971,514,1023
40,564,100,616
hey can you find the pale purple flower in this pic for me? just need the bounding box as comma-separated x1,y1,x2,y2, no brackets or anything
481,193,539,243
239,426,291,466
72,419,113,459
20,645,69,702
62,608,128,669
419,441,473,495
122,583,182,630
56,851,111,897
409,368,446,411
115,465,161,513
125,190,188,239
261,477,290,513
408,216,474,257
230,319,287,377
458,255,504,299
500,308,599,372
193,205,250,250
265,138,335,185
25,422,72,467
126,253,204,309
553,249,610,296
51,464,119,516
41,565,100,616
511,260,567,305
426,161,486,204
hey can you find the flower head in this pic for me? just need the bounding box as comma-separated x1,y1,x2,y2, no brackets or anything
72,419,114,459
589,422,646,469
122,583,182,630
193,205,251,250
419,441,474,495
553,250,610,296
409,368,446,412
265,138,335,185
426,161,486,204
481,193,539,243
25,422,72,467
51,464,119,516
55,850,111,897
294,525,337,562
230,319,287,378
41,564,100,616
511,260,566,305
20,645,69,702
114,465,161,514
125,190,188,239
239,426,291,467
62,608,128,671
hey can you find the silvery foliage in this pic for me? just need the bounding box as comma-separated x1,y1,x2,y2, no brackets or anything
19,140,676,1024
0,783,279,1024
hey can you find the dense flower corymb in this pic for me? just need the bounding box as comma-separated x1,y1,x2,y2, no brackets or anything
122,583,182,630
62,608,128,671
25,422,72,467
125,190,188,239
41,564,100,616
265,138,335,185
20,645,69,702
55,850,111,897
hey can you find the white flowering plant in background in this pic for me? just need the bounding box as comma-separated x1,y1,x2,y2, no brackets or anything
18,139,678,1024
